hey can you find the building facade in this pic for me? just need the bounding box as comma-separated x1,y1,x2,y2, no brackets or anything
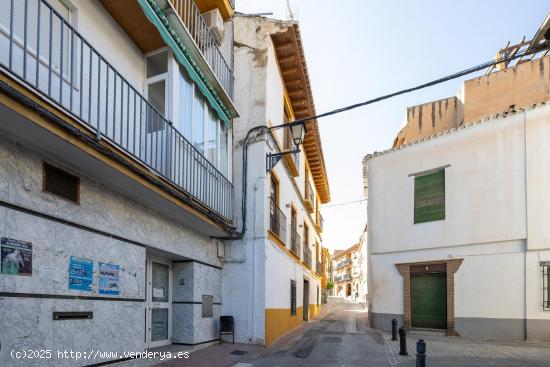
0,0,238,365
364,24,550,340
222,15,330,346
332,244,363,300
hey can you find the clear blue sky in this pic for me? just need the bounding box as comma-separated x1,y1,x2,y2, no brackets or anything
237,0,550,252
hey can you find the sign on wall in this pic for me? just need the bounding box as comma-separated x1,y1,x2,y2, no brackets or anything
99,262,120,295
1,237,32,276
68,256,93,292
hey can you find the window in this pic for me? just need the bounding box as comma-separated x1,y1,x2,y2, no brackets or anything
303,224,309,248
179,64,221,165
317,285,319,305
414,168,445,223
543,264,550,311
290,280,297,316
146,50,168,133
43,162,79,203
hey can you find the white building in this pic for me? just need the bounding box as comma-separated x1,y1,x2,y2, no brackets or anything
0,0,238,365
332,236,367,302
364,41,550,339
222,15,330,346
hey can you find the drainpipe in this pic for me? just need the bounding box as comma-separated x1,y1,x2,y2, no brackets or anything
523,111,529,340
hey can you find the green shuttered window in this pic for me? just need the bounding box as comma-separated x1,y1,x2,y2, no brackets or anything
414,169,445,223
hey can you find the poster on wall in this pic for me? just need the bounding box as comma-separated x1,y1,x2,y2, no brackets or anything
99,262,120,295
68,256,93,292
1,237,33,276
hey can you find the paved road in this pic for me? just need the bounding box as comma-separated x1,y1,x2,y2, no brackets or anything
236,299,389,367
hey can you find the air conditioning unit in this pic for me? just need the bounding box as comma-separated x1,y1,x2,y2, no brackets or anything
202,9,224,45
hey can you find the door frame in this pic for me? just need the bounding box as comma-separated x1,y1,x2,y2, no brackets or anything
146,257,172,349
396,259,463,335
303,279,310,322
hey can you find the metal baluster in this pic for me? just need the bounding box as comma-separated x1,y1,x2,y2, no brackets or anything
79,37,84,118
59,19,64,103
48,7,53,96
112,73,117,138
70,28,74,111
105,64,110,135
8,0,14,69
23,0,28,79
126,82,130,147
35,0,41,87
132,92,136,153
87,46,92,123
120,82,124,144
96,56,101,133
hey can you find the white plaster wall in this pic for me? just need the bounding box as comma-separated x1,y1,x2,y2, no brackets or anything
525,105,550,250
367,113,527,255
0,135,223,364
73,0,145,90
369,241,526,319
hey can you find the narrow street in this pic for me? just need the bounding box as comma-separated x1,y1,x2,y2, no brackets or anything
236,299,389,367
230,298,550,367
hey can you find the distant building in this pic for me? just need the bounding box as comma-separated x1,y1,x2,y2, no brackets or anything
222,14,330,346
332,242,366,301
364,15,550,341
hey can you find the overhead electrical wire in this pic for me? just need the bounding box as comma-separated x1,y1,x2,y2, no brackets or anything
322,199,368,208
217,42,550,240
288,42,550,127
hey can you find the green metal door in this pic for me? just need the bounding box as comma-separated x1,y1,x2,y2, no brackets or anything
411,273,447,329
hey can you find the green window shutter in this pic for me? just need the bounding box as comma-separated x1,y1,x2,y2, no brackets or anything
414,169,445,223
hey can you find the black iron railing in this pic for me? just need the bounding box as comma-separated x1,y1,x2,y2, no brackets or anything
167,0,233,98
290,230,301,257
269,197,286,241
305,180,314,205
303,245,312,268
0,0,233,221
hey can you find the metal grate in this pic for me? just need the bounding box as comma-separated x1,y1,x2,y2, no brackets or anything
290,280,296,316
543,264,550,311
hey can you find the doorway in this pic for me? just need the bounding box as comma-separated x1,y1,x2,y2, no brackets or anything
146,258,172,348
346,283,351,297
303,279,310,322
410,272,447,329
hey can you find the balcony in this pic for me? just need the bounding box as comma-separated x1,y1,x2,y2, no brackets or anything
316,212,323,233
337,259,352,269
165,0,233,98
290,229,301,258
283,126,299,177
269,198,287,242
304,180,314,213
303,245,312,268
336,274,351,283
0,0,233,221
316,260,322,276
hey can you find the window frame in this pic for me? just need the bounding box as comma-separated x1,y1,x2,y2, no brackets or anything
413,167,446,224
42,162,80,204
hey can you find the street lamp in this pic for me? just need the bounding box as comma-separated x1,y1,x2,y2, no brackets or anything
266,121,307,173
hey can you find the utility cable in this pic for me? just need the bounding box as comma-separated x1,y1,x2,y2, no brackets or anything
288,42,550,127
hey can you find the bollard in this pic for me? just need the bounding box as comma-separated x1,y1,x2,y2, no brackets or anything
416,339,426,367
391,319,398,341
399,326,408,356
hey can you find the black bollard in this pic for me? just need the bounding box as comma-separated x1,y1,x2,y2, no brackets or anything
399,326,408,356
416,339,426,367
391,319,398,341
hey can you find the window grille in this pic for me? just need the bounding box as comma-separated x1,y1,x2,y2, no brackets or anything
543,264,550,311
290,280,296,316
43,162,79,203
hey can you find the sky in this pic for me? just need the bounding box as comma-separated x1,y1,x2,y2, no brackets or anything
236,0,549,253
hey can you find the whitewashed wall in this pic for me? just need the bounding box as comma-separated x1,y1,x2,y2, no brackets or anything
366,104,550,340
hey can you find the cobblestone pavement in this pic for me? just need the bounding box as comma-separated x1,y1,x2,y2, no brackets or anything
380,330,550,367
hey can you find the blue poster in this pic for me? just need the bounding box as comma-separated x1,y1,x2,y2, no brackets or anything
99,262,120,295
68,256,93,292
